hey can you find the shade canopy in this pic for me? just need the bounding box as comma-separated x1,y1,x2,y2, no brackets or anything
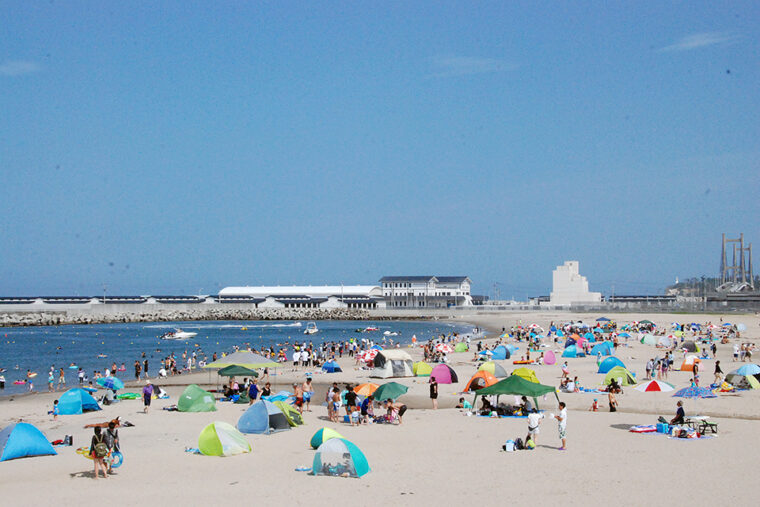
473,375,556,398
217,365,258,377
203,351,280,370
96,376,124,390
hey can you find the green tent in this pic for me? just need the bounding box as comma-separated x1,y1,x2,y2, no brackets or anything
178,384,217,412
471,375,558,409
603,366,636,386
373,382,408,401
218,365,258,377
455,342,468,353
198,421,251,457
274,400,304,426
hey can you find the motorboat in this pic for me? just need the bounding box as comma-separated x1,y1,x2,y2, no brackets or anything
161,328,198,340
383,331,399,336
304,322,319,335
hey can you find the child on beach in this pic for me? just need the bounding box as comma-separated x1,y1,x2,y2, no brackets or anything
350,406,361,426
589,399,599,411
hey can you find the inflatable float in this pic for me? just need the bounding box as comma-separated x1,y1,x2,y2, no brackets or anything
76,447,123,468
512,360,534,365
13,380,26,385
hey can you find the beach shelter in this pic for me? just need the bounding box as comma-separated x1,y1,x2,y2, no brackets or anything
471,375,557,409
511,367,539,384
274,400,305,426
217,365,258,378
96,376,124,391
562,345,585,358
237,400,291,434
733,364,760,376
464,371,499,392
725,373,760,390
311,438,370,478
543,350,556,366
563,337,577,348
353,383,379,397
262,390,293,403
657,336,672,348
0,423,57,461
680,355,702,372
604,366,636,386
413,361,433,377
478,361,508,378
506,344,519,355
178,384,217,412
682,341,699,353
598,356,626,374
198,421,251,457
596,317,611,322
491,345,510,360
590,341,614,356
370,350,413,378
454,342,468,353
430,364,458,384
58,388,101,415
372,382,408,401
310,427,343,449
322,361,342,373
640,334,657,346
634,380,675,392
203,351,280,370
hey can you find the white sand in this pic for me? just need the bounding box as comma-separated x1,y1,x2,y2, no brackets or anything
2,311,759,504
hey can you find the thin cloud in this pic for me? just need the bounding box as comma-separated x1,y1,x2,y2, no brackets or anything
658,32,736,52
0,60,41,76
430,56,514,78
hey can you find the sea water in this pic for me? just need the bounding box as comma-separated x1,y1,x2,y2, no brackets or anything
0,319,477,396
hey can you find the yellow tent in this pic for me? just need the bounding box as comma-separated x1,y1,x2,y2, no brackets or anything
413,361,433,376
511,367,540,383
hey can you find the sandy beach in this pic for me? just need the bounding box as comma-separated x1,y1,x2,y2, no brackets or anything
2,311,759,505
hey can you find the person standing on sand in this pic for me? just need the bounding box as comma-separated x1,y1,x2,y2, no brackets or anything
608,391,618,412
554,401,567,450
302,378,314,411
527,409,544,444
143,359,149,379
90,427,108,479
714,361,723,385
430,377,438,409
693,361,700,386
142,380,153,414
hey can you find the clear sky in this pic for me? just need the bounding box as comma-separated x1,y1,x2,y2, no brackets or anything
1,2,759,298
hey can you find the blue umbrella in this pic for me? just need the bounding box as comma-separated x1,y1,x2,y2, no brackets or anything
673,387,716,399
96,376,124,390
734,364,760,376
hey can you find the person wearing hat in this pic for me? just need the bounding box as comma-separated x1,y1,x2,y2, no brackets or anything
142,379,154,414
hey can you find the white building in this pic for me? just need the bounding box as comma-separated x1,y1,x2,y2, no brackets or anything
217,285,384,309
546,261,601,306
379,276,473,308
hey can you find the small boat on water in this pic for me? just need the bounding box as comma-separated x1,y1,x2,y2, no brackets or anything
383,331,399,336
364,326,378,332
303,322,319,335
160,329,198,340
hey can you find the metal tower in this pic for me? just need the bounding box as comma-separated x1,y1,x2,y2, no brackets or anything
720,233,754,289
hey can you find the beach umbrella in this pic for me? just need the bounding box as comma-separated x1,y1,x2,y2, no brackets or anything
634,380,675,392
373,382,408,401
619,332,631,338
353,383,379,397
96,376,124,391
596,317,611,322
435,343,454,353
732,364,760,376
673,387,716,399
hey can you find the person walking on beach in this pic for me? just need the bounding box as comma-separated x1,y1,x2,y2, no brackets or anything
714,360,723,385
430,377,439,409
294,383,304,415
58,367,66,390
527,408,544,444
248,378,259,405
554,401,567,450
90,426,109,479
142,380,153,414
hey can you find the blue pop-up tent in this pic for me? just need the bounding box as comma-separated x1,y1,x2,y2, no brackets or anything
322,361,342,373
598,356,626,374
491,345,510,360
237,400,290,435
58,388,101,415
562,345,585,358
0,423,57,461
590,341,614,357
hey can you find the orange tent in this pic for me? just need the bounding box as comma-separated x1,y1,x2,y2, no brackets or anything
680,355,702,372
464,370,498,392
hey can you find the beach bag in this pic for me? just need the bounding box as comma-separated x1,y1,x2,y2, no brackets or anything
514,438,524,450
93,436,108,458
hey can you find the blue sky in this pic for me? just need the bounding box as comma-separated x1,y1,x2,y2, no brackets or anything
1,2,758,298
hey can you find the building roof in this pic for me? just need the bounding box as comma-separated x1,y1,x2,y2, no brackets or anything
219,285,380,298
379,276,437,283
436,276,471,283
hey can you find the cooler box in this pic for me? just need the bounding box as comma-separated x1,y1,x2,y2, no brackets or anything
656,423,669,433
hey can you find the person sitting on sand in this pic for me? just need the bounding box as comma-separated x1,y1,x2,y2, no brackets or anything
670,401,685,425
456,397,472,409
589,398,599,411
385,399,407,424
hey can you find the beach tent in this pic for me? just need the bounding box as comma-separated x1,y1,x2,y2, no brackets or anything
562,345,585,358
454,342,468,353
310,427,344,449
311,438,370,478
634,380,675,392
413,362,433,377
178,385,216,412
430,364,458,384
237,400,291,434
322,361,342,373
604,366,636,386
198,421,251,457
203,351,280,370
471,375,557,409
725,373,760,390
217,365,258,378
590,341,614,356
263,390,293,403
372,382,408,401
733,364,760,376
657,336,672,348
464,371,499,392
274,400,305,426
0,423,57,462
598,357,626,374
478,361,508,378
680,355,702,372
511,367,539,383
370,350,413,378
543,350,556,365
564,337,577,348
640,334,657,346
490,345,510,360
506,344,519,355
682,341,699,353
58,388,101,415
